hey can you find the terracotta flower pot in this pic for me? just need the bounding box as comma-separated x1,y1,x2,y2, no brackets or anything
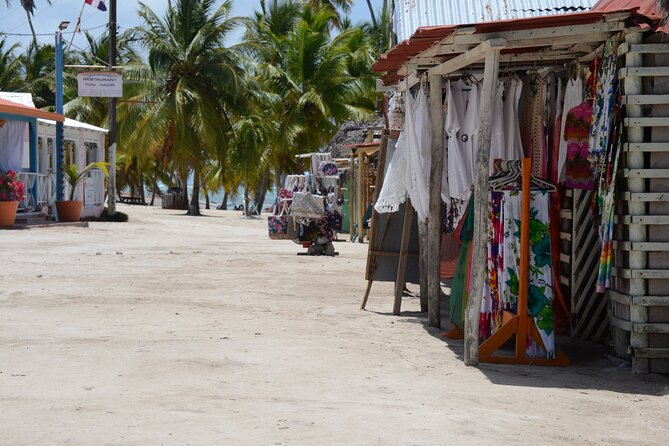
56,201,83,222
0,201,19,226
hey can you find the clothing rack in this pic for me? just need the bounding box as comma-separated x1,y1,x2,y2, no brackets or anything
479,158,570,366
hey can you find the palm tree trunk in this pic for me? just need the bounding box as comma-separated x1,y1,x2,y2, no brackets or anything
189,167,201,216
243,187,249,217
219,190,229,210
25,10,37,47
254,166,270,215
366,0,377,27
138,170,146,204
150,171,158,206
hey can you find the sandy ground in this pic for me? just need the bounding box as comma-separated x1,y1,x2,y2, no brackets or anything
0,204,667,446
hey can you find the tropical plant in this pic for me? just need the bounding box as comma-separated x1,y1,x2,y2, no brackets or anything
364,3,392,55
0,38,23,91
19,42,56,109
121,0,246,216
302,0,352,28
62,162,109,201
241,1,377,209
260,6,376,156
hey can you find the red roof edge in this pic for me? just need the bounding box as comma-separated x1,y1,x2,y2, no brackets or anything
0,98,65,122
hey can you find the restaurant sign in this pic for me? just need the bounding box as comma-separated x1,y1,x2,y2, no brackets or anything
77,72,123,98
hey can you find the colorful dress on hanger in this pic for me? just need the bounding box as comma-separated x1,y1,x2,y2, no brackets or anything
589,38,620,293
449,195,474,332
564,103,594,190
480,192,505,340
501,191,555,358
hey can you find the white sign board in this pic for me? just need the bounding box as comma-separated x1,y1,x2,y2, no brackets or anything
77,72,123,98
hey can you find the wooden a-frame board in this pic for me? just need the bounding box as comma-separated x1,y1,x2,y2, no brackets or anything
361,130,420,315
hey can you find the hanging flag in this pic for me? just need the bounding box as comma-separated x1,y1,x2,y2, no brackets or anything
84,0,107,12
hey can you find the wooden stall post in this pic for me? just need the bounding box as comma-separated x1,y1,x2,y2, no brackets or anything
349,151,356,241
419,220,429,312
624,31,649,374
357,150,365,243
464,47,501,367
427,74,445,327
394,199,415,315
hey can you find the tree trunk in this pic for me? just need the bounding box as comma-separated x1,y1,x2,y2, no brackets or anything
188,168,200,216
243,187,250,217
254,167,270,215
219,190,229,210
150,171,158,206
274,167,283,193
138,170,146,204
180,173,189,208
25,10,37,47
205,193,210,210
366,0,378,27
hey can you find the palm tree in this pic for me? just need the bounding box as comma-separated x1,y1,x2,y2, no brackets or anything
266,6,376,152
364,3,392,55
228,115,269,216
122,0,245,216
243,1,376,203
0,38,23,91
3,1,52,46
20,42,56,108
302,0,353,29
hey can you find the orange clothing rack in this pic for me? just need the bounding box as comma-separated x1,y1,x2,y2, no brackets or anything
479,158,570,366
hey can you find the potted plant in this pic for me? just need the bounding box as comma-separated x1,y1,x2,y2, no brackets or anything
0,170,25,227
56,162,109,222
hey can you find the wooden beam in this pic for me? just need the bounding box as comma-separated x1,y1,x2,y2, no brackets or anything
464,47,501,367
427,73,445,328
431,39,506,77
402,39,506,91
452,20,626,46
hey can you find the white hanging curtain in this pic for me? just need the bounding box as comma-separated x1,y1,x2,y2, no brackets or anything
0,120,26,172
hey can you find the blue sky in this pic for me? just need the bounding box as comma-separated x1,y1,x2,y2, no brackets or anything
1,0,383,51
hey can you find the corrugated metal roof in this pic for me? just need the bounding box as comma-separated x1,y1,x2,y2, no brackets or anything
393,0,597,42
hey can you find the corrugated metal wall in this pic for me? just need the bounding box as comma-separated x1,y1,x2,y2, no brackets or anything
393,0,597,42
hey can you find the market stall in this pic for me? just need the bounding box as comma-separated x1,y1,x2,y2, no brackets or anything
267,153,343,256
368,6,669,373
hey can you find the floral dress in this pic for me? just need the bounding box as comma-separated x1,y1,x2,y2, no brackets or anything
481,190,556,358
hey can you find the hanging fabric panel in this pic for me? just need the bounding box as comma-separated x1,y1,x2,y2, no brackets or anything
0,120,26,172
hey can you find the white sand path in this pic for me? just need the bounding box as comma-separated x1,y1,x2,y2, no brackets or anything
0,205,667,445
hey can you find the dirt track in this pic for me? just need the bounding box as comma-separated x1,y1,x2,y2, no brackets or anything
1,205,667,445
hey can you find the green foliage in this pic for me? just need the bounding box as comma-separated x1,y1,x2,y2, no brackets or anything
63,162,109,201
2,0,381,215
0,38,22,92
